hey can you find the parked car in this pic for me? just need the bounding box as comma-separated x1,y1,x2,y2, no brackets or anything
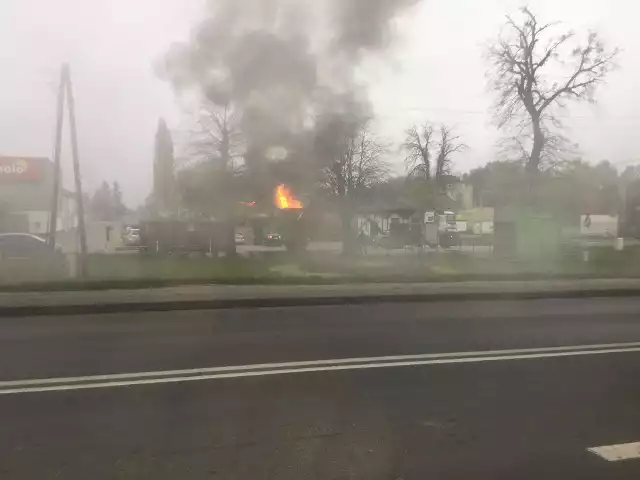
439,230,460,249
263,232,283,247
0,233,58,259
234,232,246,245
122,228,141,246
0,233,67,281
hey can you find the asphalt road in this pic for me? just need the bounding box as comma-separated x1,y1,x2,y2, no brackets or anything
0,298,639,479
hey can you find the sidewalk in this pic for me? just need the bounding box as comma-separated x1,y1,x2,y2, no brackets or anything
2,278,640,316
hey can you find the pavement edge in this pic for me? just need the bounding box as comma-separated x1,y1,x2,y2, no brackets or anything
3,287,640,317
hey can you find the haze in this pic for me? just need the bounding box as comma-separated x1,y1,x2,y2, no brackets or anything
0,0,637,206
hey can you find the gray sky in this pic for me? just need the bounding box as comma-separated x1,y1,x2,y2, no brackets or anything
1,0,638,206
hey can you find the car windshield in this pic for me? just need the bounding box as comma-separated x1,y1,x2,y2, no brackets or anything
2,2,639,479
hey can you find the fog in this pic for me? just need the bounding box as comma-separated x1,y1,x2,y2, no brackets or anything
0,0,639,206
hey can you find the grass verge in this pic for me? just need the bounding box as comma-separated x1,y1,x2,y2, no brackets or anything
3,247,640,292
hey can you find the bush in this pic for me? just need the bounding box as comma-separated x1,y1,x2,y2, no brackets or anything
0,257,69,284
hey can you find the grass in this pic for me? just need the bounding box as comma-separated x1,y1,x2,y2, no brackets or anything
86,253,273,280
3,271,640,294
3,246,640,292
0,257,67,284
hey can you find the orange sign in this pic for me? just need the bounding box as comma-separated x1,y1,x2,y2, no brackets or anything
0,157,42,182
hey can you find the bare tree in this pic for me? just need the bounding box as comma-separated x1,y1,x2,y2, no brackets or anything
403,124,436,181
496,124,579,171
435,125,467,191
403,122,466,216
487,7,618,180
179,100,246,256
322,128,389,199
403,123,466,193
187,101,245,172
320,123,390,254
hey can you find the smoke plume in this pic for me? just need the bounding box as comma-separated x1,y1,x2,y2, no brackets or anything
163,0,418,171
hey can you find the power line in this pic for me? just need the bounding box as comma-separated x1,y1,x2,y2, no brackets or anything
376,105,640,121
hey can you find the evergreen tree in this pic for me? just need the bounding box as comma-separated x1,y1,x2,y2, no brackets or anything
90,181,113,221
111,181,128,219
153,118,175,215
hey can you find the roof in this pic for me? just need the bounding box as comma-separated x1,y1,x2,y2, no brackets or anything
0,232,46,242
357,206,420,219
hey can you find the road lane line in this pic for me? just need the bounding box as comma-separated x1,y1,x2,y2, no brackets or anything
0,344,639,395
589,442,640,461
1,341,638,388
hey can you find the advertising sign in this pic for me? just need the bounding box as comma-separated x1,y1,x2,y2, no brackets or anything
0,157,42,182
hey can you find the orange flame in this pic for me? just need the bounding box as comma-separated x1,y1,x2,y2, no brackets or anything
274,184,303,209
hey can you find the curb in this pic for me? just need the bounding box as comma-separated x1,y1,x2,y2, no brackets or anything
4,274,640,294
2,287,640,317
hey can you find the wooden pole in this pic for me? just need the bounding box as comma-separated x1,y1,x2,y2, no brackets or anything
48,65,66,250
64,64,89,278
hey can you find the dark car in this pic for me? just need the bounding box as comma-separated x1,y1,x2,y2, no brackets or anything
0,233,67,281
263,232,283,247
0,233,57,259
439,231,461,249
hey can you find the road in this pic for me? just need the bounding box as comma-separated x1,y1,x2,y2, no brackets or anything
0,298,639,479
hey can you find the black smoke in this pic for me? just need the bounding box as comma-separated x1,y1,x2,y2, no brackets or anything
162,0,418,172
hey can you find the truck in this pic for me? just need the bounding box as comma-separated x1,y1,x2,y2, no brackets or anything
138,220,225,255
424,210,460,248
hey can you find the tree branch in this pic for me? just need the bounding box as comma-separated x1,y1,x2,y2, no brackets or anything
487,7,618,175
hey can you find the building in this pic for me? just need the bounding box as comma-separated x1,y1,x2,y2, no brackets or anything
457,207,494,234
0,156,77,236
356,205,420,237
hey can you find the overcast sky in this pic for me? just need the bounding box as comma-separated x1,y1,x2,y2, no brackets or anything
1,0,638,206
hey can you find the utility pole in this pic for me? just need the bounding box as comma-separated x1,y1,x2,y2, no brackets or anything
47,65,66,250
64,64,89,278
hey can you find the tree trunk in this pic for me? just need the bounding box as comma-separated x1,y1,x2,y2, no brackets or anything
223,217,236,258
333,161,355,256
341,200,355,256
221,133,236,258
527,117,544,205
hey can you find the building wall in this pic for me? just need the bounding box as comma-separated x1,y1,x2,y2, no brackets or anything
23,211,49,235
356,214,415,236
0,157,54,211
0,157,81,235
580,215,618,237
57,222,125,254
458,207,494,235
2,196,76,236
357,215,390,236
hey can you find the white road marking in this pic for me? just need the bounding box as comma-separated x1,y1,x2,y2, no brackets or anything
0,342,639,395
588,442,640,461
1,341,639,388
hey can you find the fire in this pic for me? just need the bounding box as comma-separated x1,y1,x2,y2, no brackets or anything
274,184,303,209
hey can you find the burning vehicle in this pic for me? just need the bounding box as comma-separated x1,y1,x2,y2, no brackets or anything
263,232,283,247
270,184,309,253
